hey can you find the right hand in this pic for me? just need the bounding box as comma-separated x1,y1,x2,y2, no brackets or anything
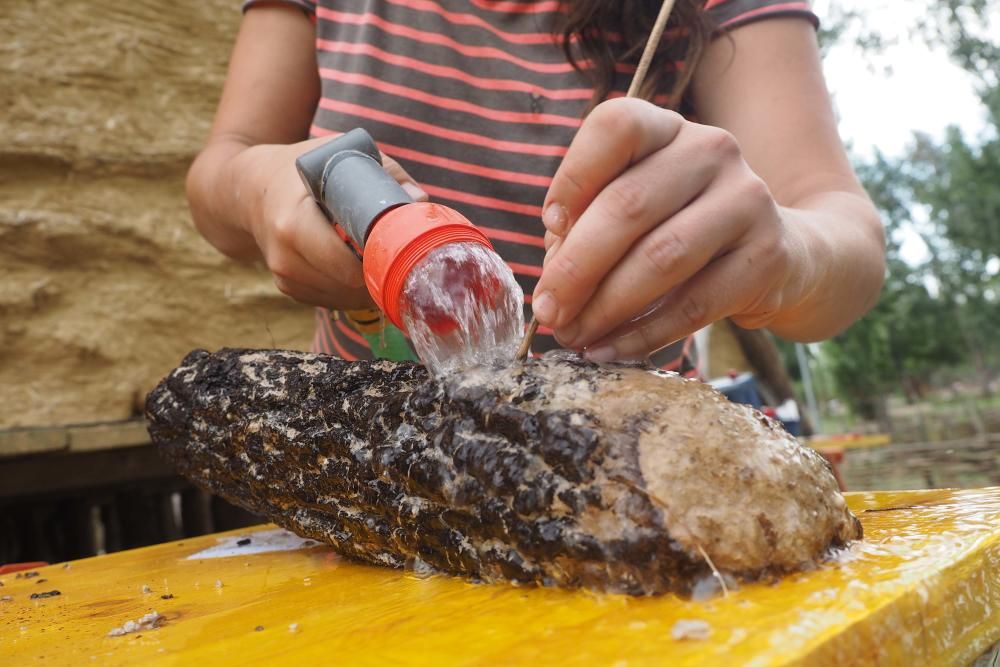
235,137,428,310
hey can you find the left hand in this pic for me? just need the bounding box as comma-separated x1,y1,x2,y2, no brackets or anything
532,97,816,362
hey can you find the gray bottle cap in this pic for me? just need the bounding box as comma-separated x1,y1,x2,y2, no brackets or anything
295,129,413,248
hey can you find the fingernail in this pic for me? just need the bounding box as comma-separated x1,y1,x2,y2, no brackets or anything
542,202,568,235
555,321,580,348
584,345,617,363
402,182,428,202
532,291,558,325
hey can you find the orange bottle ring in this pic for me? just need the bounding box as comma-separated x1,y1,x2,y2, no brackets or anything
362,203,494,330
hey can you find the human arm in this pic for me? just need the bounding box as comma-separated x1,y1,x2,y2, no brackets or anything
532,17,885,360
185,5,425,310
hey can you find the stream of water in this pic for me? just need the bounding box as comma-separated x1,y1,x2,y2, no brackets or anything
401,242,524,376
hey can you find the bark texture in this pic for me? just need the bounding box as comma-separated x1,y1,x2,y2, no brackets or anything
147,349,861,596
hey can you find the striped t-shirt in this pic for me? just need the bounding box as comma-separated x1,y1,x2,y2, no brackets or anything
245,0,817,374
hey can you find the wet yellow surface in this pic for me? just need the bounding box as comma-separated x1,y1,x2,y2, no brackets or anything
1,487,998,666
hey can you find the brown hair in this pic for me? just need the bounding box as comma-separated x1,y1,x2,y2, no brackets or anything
557,0,711,113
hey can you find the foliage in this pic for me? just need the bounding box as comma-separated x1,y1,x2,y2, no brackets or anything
818,0,1000,418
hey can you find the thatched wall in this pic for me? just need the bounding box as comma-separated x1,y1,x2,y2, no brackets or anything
1,1,310,428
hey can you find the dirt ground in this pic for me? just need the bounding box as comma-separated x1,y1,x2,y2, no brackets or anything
842,436,1000,491
1,1,312,428
837,399,1000,491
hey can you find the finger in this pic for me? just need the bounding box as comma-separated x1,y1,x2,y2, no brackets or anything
274,273,373,310
542,98,683,235
381,154,429,202
534,122,720,330
268,242,362,300
287,195,367,288
265,211,369,303
582,249,770,362
543,230,562,268
554,183,759,348
543,235,562,268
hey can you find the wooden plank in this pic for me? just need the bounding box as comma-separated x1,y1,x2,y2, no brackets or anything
0,487,998,666
0,419,151,459
0,446,175,501
67,420,150,453
0,426,68,458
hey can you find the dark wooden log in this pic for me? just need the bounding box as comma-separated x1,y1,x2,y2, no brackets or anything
146,348,861,596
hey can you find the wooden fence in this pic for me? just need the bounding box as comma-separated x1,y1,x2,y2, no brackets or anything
0,420,258,565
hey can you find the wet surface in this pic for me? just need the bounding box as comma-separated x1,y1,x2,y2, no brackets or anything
1,488,997,666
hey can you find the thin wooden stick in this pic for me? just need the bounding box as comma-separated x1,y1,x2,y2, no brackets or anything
628,0,677,99
514,318,539,361
516,0,677,362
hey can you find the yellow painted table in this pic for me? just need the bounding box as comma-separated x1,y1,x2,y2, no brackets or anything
808,433,893,450
2,488,999,666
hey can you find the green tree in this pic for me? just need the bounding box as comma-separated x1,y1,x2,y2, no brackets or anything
822,153,964,421
821,0,1000,417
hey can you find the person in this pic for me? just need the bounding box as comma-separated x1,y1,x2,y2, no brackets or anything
186,0,885,373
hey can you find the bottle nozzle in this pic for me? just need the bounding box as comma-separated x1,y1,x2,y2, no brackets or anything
295,129,412,249
363,202,495,329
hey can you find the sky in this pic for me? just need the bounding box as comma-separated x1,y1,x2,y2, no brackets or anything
813,0,991,264
815,0,988,157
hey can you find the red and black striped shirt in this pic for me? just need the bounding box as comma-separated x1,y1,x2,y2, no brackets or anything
245,0,817,374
